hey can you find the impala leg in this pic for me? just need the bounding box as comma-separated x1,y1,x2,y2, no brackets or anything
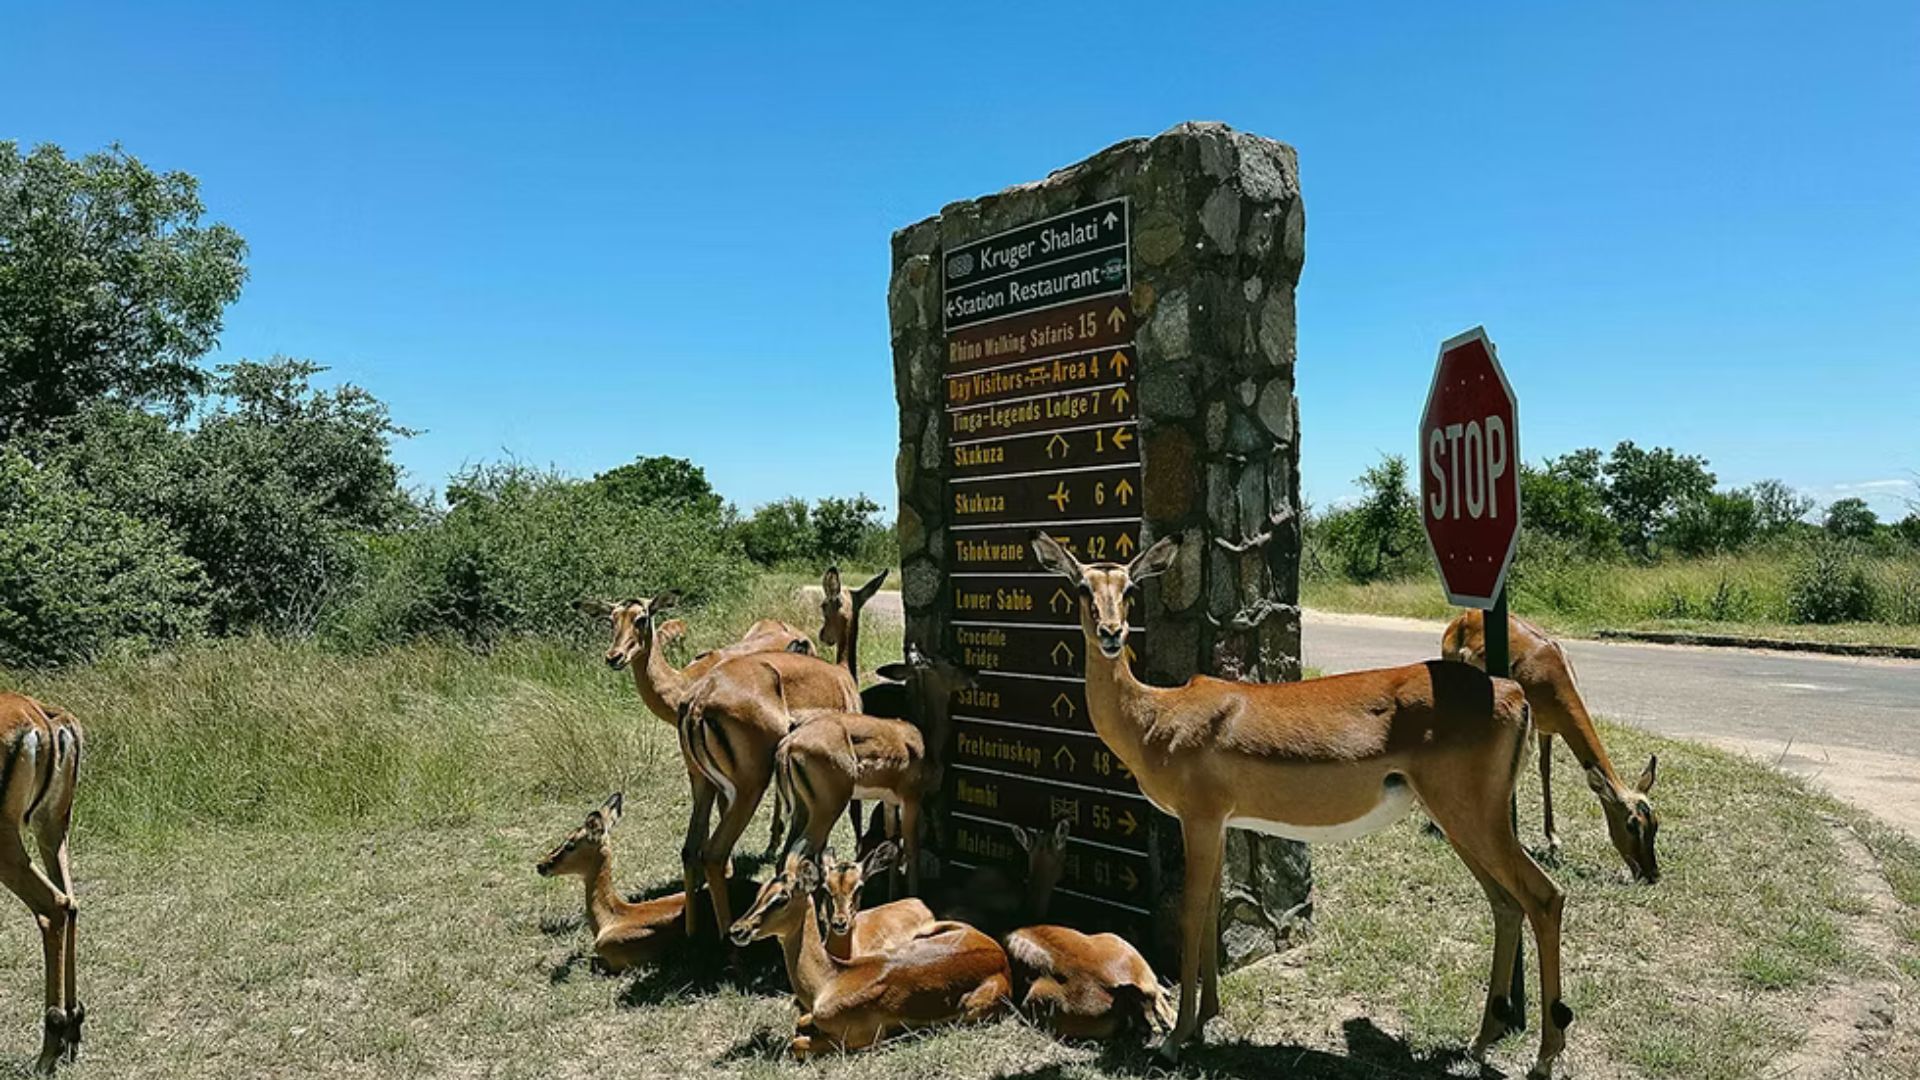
899,799,921,897
702,771,772,934
680,772,718,936
1445,840,1527,1057
1,825,69,1074
1159,816,1225,1062
35,827,79,1062
763,784,787,860
1537,733,1561,862
1199,867,1222,1026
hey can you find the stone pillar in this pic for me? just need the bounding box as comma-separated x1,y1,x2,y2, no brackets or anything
890,121,1310,968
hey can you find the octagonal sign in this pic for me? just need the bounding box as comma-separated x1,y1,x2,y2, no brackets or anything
1420,327,1519,609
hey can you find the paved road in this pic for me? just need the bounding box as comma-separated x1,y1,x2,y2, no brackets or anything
1304,610,1920,835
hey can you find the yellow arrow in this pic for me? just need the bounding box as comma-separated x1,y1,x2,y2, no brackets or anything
1106,306,1126,332
1119,864,1139,892
1048,480,1070,512
1046,433,1069,459
1117,808,1138,836
1110,350,1130,376
1051,693,1076,719
1110,386,1131,411
1114,478,1135,506
1051,640,1075,667
1110,427,1133,450
1114,533,1136,557
1050,587,1073,615
1053,744,1077,770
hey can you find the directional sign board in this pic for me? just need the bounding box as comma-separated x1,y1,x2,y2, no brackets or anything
942,198,1157,928
1419,327,1520,609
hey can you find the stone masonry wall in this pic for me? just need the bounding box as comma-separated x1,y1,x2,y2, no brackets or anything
890,121,1311,967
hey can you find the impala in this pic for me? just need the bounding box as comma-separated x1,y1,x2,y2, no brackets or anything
534,793,756,972
1443,609,1660,882
728,852,1011,1057
677,650,860,934
1031,532,1571,1078
817,566,889,836
816,842,936,960
0,694,83,1074
573,593,810,727
774,707,928,894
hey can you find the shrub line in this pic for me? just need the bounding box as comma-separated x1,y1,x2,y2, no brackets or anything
1596,628,1920,659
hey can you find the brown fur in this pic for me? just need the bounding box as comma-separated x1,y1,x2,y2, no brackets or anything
818,845,936,961
776,710,928,894
730,853,1010,1057
0,693,83,1073
1031,532,1569,1078
1442,610,1661,882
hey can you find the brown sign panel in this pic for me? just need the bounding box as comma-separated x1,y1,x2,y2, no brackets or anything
945,296,1134,375
950,522,1145,571
950,422,1138,478
945,346,1136,409
950,817,1151,909
949,718,1137,793
950,622,1142,679
949,672,1091,733
949,765,1154,852
948,383,1136,444
950,464,1142,526
949,577,1147,628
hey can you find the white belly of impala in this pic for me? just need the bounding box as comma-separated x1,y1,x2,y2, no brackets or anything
1228,778,1417,844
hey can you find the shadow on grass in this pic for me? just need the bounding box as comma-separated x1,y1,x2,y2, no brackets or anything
997,1018,1483,1079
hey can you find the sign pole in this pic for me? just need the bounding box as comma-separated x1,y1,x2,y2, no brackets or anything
1487,585,1525,1029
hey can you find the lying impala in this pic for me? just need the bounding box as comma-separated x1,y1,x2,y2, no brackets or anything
534,793,757,972
728,851,1010,1057
0,694,83,1074
816,842,936,960
1443,609,1661,882
1031,532,1572,1078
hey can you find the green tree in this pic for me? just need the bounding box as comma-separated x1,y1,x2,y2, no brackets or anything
590,455,724,519
1322,454,1424,582
1519,448,1617,557
0,142,247,437
737,497,816,566
1749,478,1815,535
1666,489,1760,556
1822,497,1879,540
813,494,883,563
1601,441,1716,559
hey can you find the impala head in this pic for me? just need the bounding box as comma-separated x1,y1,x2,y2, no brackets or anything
818,842,898,940
1030,531,1180,659
729,852,819,946
875,641,979,697
574,593,680,670
535,792,623,878
1010,817,1074,918
1589,756,1661,883
818,567,890,652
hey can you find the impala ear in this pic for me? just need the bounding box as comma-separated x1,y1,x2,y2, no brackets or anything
1586,766,1620,804
861,841,899,880
1126,535,1181,581
1029,531,1082,580
1637,754,1658,794
796,857,822,894
821,566,842,596
601,792,624,828
1052,817,1073,846
1009,824,1036,853
785,638,815,655
874,662,911,682
853,569,889,607
648,591,680,614
573,598,615,619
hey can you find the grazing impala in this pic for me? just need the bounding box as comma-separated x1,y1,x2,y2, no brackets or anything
677,650,860,934
1443,609,1661,882
728,852,1011,1057
1031,532,1571,1078
774,707,929,894
815,842,935,960
534,793,758,972
0,694,83,1074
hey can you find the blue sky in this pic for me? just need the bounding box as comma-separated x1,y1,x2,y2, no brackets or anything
6,2,1916,518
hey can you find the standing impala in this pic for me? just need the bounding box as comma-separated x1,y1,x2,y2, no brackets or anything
1443,609,1661,882
816,566,889,835
0,694,83,1074
775,707,930,894
1031,532,1572,1078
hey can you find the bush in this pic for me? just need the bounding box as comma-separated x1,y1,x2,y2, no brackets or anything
1666,490,1760,557
325,463,753,648
0,448,206,667
1787,543,1877,624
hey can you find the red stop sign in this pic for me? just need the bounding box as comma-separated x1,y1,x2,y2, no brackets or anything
1420,327,1520,609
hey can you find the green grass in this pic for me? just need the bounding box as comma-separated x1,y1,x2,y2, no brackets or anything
1304,549,1920,647
1,597,1916,1077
